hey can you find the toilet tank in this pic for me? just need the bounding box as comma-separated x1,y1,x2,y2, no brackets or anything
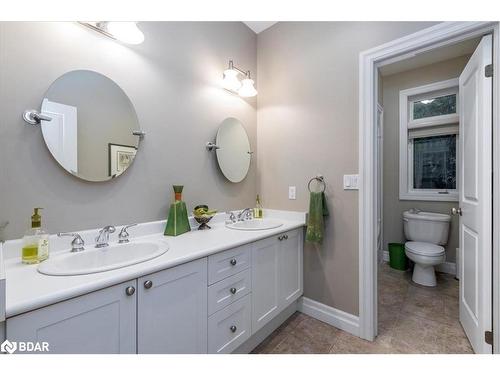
403,210,451,245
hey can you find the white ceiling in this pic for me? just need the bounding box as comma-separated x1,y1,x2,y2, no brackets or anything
243,21,278,34
379,37,481,76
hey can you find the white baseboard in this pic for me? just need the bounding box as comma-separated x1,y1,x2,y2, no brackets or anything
298,297,360,337
383,250,456,276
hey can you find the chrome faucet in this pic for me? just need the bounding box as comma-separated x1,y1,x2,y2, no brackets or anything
95,226,116,248
118,224,137,244
58,232,85,252
237,208,253,221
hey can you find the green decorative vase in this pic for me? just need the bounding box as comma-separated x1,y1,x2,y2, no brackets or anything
164,185,191,236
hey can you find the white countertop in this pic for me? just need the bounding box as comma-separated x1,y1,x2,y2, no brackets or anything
3,210,306,318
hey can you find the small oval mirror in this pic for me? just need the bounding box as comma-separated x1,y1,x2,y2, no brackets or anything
215,118,251,183
40,70,141,182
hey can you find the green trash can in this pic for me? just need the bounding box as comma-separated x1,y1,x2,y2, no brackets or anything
388,243,408,270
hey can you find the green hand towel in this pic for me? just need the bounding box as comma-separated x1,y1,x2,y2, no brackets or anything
306,192,329,244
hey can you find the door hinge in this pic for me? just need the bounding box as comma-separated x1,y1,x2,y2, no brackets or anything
485,64,493,78
485,330,493,345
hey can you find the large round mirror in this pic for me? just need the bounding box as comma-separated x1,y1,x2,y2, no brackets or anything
40,70,141,182
215,118,251,183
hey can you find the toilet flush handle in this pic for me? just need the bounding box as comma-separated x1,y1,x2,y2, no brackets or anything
451,207,462,216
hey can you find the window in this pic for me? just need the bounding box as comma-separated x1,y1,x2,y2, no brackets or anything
399,79,459,201
413,94,457,119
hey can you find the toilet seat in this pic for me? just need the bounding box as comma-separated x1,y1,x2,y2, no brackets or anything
405,241,445,256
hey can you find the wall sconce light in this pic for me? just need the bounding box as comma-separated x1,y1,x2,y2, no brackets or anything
222,60,257,97
80,22,145,45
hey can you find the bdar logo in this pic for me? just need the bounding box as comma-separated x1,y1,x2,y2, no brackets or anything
1,340,17,354
1,339,49,353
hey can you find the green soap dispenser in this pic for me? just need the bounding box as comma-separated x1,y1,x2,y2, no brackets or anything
22,208,50,264
164,185,191,236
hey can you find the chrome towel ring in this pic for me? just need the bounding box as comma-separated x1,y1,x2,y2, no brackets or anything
308,175,326,193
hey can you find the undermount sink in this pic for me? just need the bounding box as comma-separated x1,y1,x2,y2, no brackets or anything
38,240,169,276
226,219,283,231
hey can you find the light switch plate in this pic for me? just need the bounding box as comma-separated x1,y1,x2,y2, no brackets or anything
288,186,296,200
343,174,359,190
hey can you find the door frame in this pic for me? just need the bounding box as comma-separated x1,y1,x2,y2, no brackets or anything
358,21,500,350
376,103,384,264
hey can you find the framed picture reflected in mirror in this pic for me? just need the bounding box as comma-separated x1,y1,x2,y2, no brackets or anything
108,143,137,177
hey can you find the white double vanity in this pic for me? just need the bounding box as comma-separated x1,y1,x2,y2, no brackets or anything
2,210,305,354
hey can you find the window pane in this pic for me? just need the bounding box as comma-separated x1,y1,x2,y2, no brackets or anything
413,94,456,120
413,135,456,190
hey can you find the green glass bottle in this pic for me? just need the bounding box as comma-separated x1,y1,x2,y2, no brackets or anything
164,185,191,236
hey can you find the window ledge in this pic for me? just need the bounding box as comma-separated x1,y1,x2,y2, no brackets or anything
399,192,458,202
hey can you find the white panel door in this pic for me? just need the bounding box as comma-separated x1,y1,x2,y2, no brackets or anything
458,34,493,354
41,99,78,174
278,229,303,305
137,258,208,354
251,235,280,334
6,280,137,354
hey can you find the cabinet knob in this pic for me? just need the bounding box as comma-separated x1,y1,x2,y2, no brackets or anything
125,286,135,296
284,234,289,240
278,235,283,241
230,258,237,266
230,325,237,333
230,287,237,294
144,280,153,289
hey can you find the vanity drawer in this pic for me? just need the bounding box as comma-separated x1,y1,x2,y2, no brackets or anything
208,294,251,354
208,269,251,315
208,244,251,285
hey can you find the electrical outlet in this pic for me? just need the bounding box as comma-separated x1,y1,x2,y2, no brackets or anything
343,174,359,190
288,186,296,200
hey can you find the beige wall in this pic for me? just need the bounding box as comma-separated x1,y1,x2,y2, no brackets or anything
257,21,438,315
381,55,470,263
0,22,257,240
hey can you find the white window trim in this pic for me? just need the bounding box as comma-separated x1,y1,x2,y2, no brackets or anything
399,78,459,202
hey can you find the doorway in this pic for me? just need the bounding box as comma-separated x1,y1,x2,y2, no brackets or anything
358,22,499,354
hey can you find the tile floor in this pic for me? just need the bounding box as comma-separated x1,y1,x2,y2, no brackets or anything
251,263,473,354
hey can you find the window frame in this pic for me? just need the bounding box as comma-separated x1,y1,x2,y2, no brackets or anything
399,78,459,202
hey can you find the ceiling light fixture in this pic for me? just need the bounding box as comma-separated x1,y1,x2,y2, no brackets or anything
238,74,258,97
80,21,145,45
222,60,257,97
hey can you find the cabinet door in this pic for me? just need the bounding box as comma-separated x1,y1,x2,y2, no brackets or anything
6,281,137,354
137,258,208,354
251,235,280,334
208,244,251,285
208,294,251,354
279,229,303,305
208,268,251,316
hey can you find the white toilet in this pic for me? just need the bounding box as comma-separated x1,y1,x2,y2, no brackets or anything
403,210,451,287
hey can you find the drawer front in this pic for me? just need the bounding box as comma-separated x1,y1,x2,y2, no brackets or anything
208,294,251,354
208,269,251,315
208,244,251,285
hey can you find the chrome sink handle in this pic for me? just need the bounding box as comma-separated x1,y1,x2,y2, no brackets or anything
58,232,85,252
237,208,253,221
95,226,116,248
118,224,137,244
227,212,237,224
